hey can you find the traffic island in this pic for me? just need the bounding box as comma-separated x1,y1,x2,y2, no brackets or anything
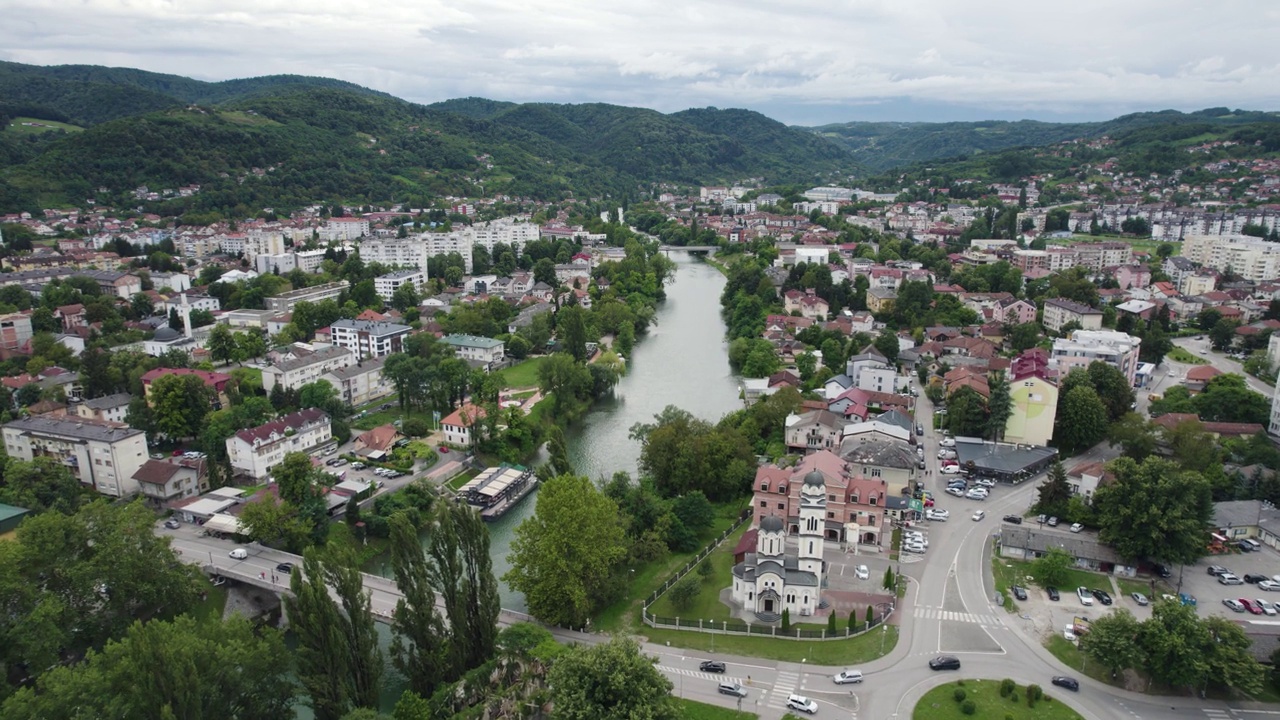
913,679,1083,720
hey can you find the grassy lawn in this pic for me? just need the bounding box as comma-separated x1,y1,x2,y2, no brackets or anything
189,575,229,622
1044,635,1124,688
352,408,404,431
1167,347,1207,365
496,357,547,389
675,698,756,719
7,116,84,134
991,557,1027,612
1113,576,1155,600
645,624,898,665
446,468,480,492
913,679,1083,720
647,538,740,624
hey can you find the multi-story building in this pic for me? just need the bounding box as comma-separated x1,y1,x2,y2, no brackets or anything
441,403,486,448
836,436,919,497
784,410,847,454
261,346,355,393
75,392,132,424
1042,298,1103,335
322,356,392,407
750,449,889,546
1004,350,1058,447
1269,380,1280,439
1070,242,1132,271
265,281,349,314
78,270,143,299
1163,256,1197,288
329,319,410,359
321,217,371,242
241,231,286,262
226,408,332,480
1181,273,1217,297
0,312,33,351
1182,234,1280,282
440,334,506,366
375,269,428,303
2,416,148,498
1051,330,1142,387
357,238,427,270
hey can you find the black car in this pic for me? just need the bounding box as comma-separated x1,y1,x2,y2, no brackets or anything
1046,586,1060,601
1245,573,1270,584
1011,586,1028,601
1002,515,1023,525
1090,589,1113,605
1051,676,1080,692
1154,564,1172,578
276,562,294,575
929,656,961,671
699,660,726,673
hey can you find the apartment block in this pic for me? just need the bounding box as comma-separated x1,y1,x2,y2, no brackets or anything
226,408,332,480
1050,330,1142,387
2,416,148,498
323,356,392,407
1042,298,1103,335
261,345,356,393
375,269,428,302
330,319,410,359
265,281,349,314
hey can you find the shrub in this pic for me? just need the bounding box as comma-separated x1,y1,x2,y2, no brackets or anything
1006,715,1015,720
827,612,837,633
781,608,791,632
1010,693,1018,703
848,609,858,632
697,561,714,581
1000,678,1016,697
401,417,430,437
960,700,976,715
953,688,966,702
1026,684,1043,707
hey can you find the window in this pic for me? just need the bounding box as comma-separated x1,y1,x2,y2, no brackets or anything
828,494,836,501
867,515,876,525
777,503,785,510
870,468,882,477
851,493,859,504
869,495,878,506
760,500,767,508
760,482,768,491
827,512,834,519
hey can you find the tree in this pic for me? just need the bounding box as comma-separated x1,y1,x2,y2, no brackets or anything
388,512,449,699
630,406,755,501
533,258,557,287
883,566,894,591
235,330,267,361
1086,361,1136,423
1034,460,1072,518
206,323,237,365
558,304,589,362
537,352,591,414
1030,547,1074,588
945,385,988,438
287,545,384,720
873,328,899,366
1093,456,1213,564
148,373,214,439
1053,384,1109,453
1109,412,1158,461
668,576,700,611
0,458,87,514
985,371,1013,441
547,636,678,720
504,474,628,627
1202,616,1266,696
1139,601,1213,690
1192,374,1270,425
1008,321,1042,353
1210,317,1238,352
426,501,501,677
1,615,294,720
390,281,419,312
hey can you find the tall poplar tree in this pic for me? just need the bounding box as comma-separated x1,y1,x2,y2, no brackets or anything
287,550,351,720
389,512,449,698
428,502,501,676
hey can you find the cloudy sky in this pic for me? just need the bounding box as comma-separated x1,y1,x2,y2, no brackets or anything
4,0,1279,126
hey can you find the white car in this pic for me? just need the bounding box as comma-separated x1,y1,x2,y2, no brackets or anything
1258,599,1279,616
939,437,956,447
1070,523,1084,533
1064,624,1077,642
903,543,927,554
832,669,863,685
937,450,956,459
945,486,965,497
966,488,988,500
786,694,818,714
1077,587,1093,606
972,510,985,521
855,564,870,580
927,509,950,521
974,478,995,488
228,548,248,559
904,535,928,547
1259,580,1280,592
942,465,964,474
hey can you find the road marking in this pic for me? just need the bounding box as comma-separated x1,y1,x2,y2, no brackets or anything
767,670,800,709
913,605,1004,626
656,665,743,684
1202,710,1232,719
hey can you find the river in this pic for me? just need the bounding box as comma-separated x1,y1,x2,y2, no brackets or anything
486,251,744,610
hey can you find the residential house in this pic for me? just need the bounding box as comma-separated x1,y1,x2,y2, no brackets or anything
441,403,487,448
226,409,332,480
1211,499,1280,550
750,450,890,546
784,410,847,454
322,356,391,407
56,304,87,331
1066,461,1110,500
1050,330,1142,387
354,424,402,458
441,334,506,367
79,270,142,298
1042,298,1103,335
75,392,132,424
1183,365,1223,393
783,289,830,320
2,416,148,498
993,297,1037,326
867,287,897,314
132,457,208,508
1113,265,1152,291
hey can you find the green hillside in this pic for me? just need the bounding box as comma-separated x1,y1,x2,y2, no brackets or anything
813,108,1280,171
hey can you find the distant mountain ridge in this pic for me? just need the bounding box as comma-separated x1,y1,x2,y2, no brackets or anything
810,108,1280,171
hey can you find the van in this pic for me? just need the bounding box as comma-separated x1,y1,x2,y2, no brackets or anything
1241,538,1262,552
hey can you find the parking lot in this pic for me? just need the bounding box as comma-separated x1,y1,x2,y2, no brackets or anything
1176,545,1280,620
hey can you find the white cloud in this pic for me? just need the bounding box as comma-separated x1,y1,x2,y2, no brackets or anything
3,0,1278,124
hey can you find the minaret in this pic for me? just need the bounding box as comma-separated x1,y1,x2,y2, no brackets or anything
798,470,827,578
180,293,194,339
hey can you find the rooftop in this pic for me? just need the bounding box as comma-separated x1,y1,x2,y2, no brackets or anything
4,415,144,443
441,333,505,349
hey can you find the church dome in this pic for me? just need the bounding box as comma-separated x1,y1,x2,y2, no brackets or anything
759,515,784,533
803,470,825,487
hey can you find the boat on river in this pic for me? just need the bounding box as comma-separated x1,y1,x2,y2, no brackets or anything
455,464,538,521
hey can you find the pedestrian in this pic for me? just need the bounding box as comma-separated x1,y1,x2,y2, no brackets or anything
260,571,265,580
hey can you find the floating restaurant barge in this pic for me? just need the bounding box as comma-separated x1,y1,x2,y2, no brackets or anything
456,464,538,521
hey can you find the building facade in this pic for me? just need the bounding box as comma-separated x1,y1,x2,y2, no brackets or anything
329,319,410,359
226,409,332,480
322,356,391,407
1050,330,1142,387
1042,298,1103,334
375,269,428,302
440,334,506,365
261,346,356,393
265,281,350,314
732,472,827,619
2,416,148,498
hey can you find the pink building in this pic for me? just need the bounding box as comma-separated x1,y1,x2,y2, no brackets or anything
751,450,889,547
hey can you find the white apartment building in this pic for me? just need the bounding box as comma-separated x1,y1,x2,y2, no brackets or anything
242,231,286,261
2,416,148,498
1042,298,1104,334
159,292,221,315
265,281,349,314
226,408,332,480
330,319,410,359
321,217,370,242
362,217,539,274
375,269,428,302
1182,234,1280,283
261,345,356,393
1069,242,1133,271
323,356,392,407
441,334,506,365
357,238,427,270
150,272,192,293
1050,330,1142,387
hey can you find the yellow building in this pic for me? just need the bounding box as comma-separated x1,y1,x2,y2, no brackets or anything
1004,350,1058,447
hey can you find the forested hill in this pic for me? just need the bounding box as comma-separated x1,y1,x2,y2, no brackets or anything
812,108,1280,171
0,65,856,214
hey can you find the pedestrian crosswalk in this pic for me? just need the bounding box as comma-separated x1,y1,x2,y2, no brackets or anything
913,605,1004,626
765,670,801,709
1202,710,1233,719
656,665,739,684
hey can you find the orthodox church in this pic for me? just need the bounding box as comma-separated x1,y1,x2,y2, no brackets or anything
730,469,827,618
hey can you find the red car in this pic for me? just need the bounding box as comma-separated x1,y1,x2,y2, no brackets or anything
438,447,450,453
924,497,935,507
1241,598,1264,615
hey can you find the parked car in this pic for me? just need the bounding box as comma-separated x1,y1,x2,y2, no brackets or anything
1154,563,1173,578
1223,598,1247,613
947,479,967,488
1091,589,1113,605
939,438,956,447
786,695,818,714
1046,587,1060,601
1131,592,1149,606
903,543,927,554
228,548,248,559
699,660,725,673
1051,676,1080,692
942,465,965,475
717,682,747,697
927,509,950,521
1046,516,1059,527
1244,574,1270,584
163,518,180,529
1180,593,1198,606
1207,565,1231,577
1241,598,1264,615
929,655,961,670
966,488,988,500
916,424,924,436
945,487,965,498
973,477,995,488
1219,574,1245,586
1070,523,1084,533
1011,586,1028,601
855,565,870,580
1259,580,1280,592
1256,599,1279,616
1077,587,1094,605
833,669,864,684
1002,514,1023,525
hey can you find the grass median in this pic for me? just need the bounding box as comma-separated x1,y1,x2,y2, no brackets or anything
914,679,1084,720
